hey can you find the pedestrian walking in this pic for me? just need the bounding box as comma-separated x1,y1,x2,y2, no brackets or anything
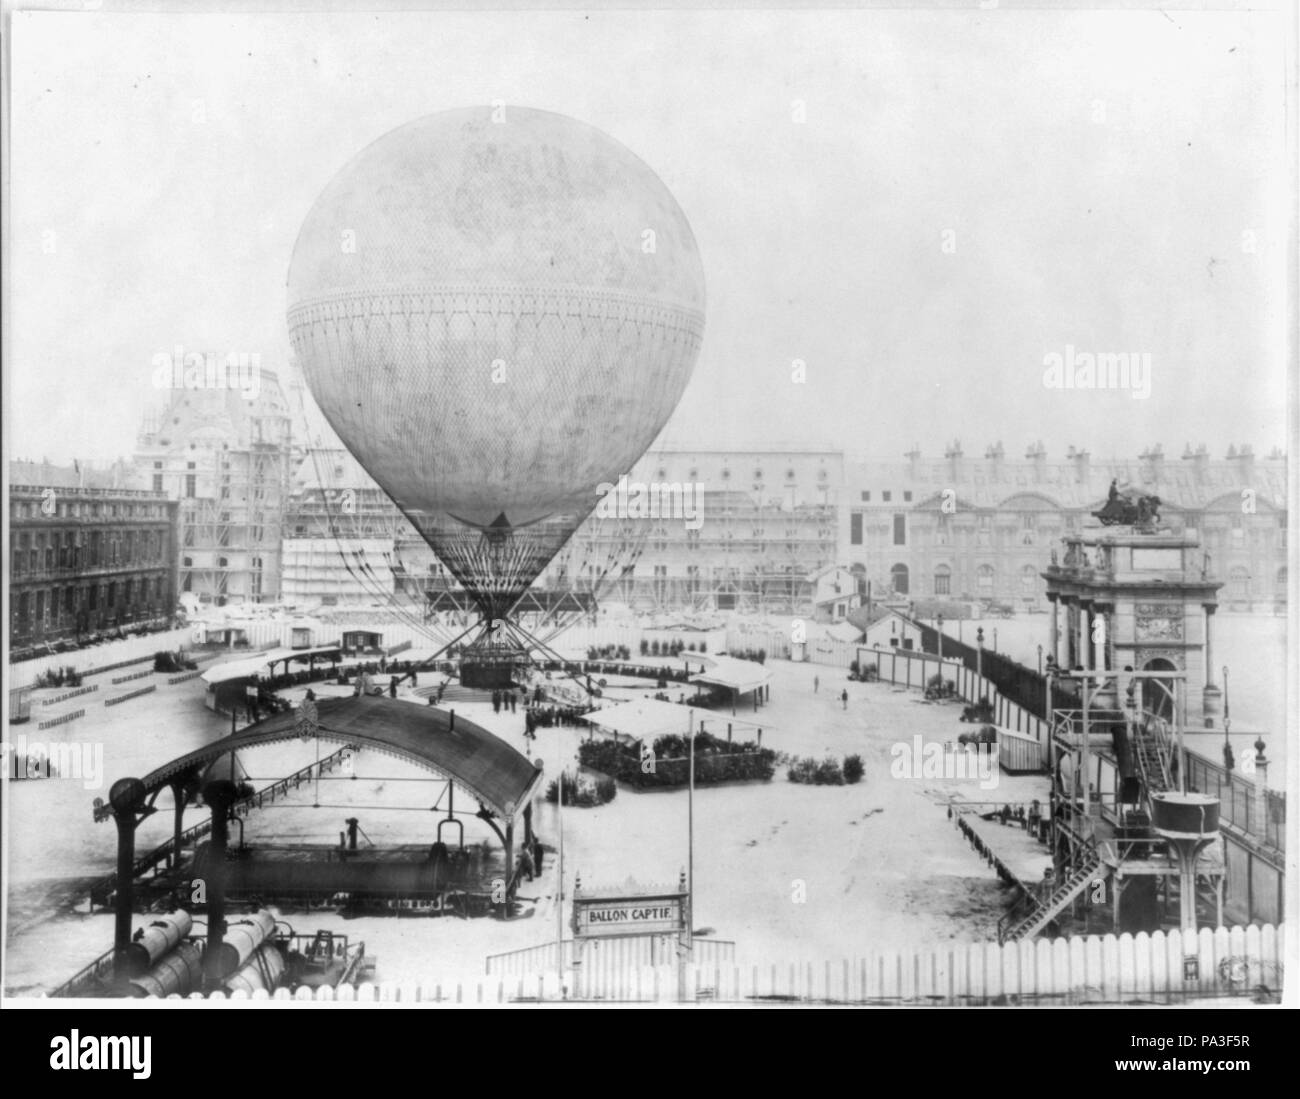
388,676,398,699
814,675,819,693
841,688,848,711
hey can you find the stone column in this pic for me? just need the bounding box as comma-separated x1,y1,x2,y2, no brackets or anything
1201,604,1222,727
1063,597,1077,668
1048,594,1060,667
1078,600,1091,670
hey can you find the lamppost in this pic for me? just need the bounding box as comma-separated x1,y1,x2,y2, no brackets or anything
936,614,944,676
1222,665,1234,770
1037,644,1043,676
976,626,984,683
992,627,998,653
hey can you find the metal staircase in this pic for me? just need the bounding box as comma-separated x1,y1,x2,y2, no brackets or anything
1130,712,1174,800
997,845,1105,944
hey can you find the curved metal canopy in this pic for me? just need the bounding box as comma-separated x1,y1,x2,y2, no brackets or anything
137,696,543,822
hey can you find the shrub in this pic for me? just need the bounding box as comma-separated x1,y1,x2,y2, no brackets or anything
815,756,844,785
788,755,845,785
843,754,864,784
787,757,818,784
578,732,776,788
545,770,617,807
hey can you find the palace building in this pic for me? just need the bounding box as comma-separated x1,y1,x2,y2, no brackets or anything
843,442,1286,614
8,461,179,654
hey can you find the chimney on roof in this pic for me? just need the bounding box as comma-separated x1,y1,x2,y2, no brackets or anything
1228,443,1255,482
1025,441,1047,483
984,441,1005,477
944,439,963,482
1182,442,1209,481
1138,444,1164,486
1071,447,1090,484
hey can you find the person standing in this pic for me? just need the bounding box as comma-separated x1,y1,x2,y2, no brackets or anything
814,675,820,693
840,688,848,711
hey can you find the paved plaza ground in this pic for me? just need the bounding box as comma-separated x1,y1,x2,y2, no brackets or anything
4,609,1284,992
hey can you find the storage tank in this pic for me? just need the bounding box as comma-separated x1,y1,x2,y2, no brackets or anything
214,909,277,978
223,942,286,996
126,941,204,999
123,911,194,976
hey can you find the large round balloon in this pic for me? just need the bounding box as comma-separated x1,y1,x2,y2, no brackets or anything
287,107,705,620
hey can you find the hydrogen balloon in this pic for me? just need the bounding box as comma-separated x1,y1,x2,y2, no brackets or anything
287,107,705,620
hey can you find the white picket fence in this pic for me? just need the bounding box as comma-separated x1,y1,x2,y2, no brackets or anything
150,924,1283,1004
486,935,736,978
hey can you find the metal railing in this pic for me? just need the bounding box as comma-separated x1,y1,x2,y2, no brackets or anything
89,744,358,905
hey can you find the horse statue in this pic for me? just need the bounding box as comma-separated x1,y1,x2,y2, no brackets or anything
1093,483,1162,528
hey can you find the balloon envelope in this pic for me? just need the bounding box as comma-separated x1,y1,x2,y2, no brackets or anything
287,107,705,618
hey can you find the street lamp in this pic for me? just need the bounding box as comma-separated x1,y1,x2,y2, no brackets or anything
1222,665,1233,770
976,626,984,683
936,614,944,669
992,627,998,653
1037,644,1043,676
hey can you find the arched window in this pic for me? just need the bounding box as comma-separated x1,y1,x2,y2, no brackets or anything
977,564,995,594
1020,564,1037,592
890,563,909,595
1229,566,1250,599
933,564,951,596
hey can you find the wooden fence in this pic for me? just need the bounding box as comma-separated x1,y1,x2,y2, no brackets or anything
145,923,1282,1004
860,645,1051,747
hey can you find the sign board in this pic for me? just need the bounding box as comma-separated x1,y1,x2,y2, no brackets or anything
572,892,687,940
1131,547,1184,572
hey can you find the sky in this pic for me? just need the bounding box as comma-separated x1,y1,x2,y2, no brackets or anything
5,5,1293,467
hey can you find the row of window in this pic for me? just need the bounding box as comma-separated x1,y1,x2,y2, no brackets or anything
859,491,914,503
12,499,168,520
884,562,1287,598
12,575,170,630
11,528,168,575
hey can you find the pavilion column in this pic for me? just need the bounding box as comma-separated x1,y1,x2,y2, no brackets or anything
503,819,515,909
1048,594,1060,668
202,780,238,991
108,778,147,981
169,779,187,870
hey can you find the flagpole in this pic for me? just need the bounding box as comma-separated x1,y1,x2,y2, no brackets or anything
556,767,564,994
688,707,694,952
